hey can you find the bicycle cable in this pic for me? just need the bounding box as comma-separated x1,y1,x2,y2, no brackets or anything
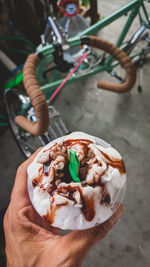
49,51,89,102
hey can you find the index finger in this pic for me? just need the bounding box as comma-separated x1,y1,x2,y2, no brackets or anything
11,148,42,205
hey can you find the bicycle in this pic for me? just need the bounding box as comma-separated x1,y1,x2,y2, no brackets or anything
4,0,150,158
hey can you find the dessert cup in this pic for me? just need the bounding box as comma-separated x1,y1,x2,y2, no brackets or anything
28,132,126,230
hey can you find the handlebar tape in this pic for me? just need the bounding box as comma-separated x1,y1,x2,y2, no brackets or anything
15,54,49,136
89,36,136,93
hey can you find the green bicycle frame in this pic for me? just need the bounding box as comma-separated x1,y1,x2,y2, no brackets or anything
38,0,150,95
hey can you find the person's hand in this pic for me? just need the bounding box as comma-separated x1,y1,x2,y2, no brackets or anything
3,149,124,267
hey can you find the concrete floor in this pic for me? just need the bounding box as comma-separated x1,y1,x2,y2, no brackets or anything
1,0,150,266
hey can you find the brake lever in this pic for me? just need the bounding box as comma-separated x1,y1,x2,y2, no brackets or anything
44,16,70,51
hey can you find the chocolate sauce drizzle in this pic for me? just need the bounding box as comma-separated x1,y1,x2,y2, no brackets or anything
33,139,125,223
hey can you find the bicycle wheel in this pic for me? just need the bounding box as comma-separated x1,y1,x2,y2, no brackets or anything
110,24,150,83
124,24,150,63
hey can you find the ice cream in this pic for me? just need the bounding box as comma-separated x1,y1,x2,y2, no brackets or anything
28,132,126,230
